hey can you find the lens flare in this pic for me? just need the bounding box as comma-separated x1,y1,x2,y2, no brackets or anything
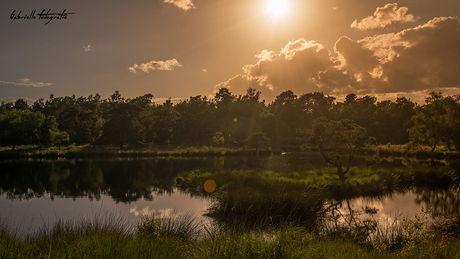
204,180,217,193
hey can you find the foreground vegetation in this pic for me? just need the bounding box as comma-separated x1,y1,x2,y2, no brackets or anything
2,208,460,259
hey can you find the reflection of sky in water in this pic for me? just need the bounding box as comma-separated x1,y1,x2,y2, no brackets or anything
340,191,427,223
0,188,210,237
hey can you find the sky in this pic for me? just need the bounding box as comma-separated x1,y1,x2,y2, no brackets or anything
1,0,460,104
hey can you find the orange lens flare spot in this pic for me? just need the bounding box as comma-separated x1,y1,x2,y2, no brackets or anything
204,180,217,193
233,118,238,122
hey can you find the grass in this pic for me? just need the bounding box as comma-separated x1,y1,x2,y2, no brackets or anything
0,144,280,160
176,160,459,205
3,143,460,160
2,210,460,259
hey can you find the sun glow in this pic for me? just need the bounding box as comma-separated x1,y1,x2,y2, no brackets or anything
266,0,289,17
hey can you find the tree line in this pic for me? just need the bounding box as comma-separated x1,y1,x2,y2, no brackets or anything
1,88,459,152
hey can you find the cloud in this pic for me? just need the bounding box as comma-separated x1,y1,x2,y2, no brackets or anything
163,0,195,11
0,96,36,104
0,78,53,87
369,16,460,93
84,43,91,51
215,39,347,101
129,206,174,217
351,3,416,30
128,59,183,73
216,17,460,102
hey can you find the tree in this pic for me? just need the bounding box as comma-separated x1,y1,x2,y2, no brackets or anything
37,116,69,149
371,97,415,144
144,98,179,145
212,132,225,146
174,95,215,145
214,88,236,141
0,109,45,150
297,118,368,181
338,94,377,130
243,132,271,150
100,102,145,148
13,99,30,110
409,92,460,152
229,88,266,146
271,90,299,147
50,130,70,150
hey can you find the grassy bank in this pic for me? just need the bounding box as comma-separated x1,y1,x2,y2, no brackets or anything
0,145,281,160
2,211,460,259
2,143,460,160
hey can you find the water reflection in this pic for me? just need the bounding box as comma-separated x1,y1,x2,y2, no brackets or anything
338,190,427,223
1,153,459,236
0,158,214,203
0,188,210,237
414,187,460,216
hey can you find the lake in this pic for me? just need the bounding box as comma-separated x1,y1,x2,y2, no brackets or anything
1,153,459,236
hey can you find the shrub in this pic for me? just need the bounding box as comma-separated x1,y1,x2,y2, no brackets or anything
137,217,160,236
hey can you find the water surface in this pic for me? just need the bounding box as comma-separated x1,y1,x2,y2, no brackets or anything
1,153,458,236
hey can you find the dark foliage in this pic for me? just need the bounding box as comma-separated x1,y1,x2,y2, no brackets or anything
2,89,460,151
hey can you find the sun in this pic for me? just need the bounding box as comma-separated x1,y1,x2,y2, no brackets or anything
266,0,289,17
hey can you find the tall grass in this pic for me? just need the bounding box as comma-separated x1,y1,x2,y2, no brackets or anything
143,210,203,241
2,209,460,258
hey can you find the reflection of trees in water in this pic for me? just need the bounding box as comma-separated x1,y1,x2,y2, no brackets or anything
414,187,460,216
0,158,220,203
2,154,460,205
412,161,460,217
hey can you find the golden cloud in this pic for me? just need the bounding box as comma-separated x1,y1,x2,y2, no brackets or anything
163,0,195,11
128,59,183,73
351,3,416,30
216,17,460,102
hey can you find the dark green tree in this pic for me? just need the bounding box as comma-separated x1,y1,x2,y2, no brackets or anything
243,132,271,150
270,90,299,147
100,102,145,148
297,117,368,181
371,97,415,145
0,109,45,150
174,95,215,145
13,99,30,110
229,88,267,146
409,92,460,152
144,98,179,145
214,87,236,142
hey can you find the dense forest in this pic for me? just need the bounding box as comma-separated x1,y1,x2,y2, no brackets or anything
1,88,459,152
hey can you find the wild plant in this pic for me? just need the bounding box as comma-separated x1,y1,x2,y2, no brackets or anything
136,217,160,237
400,206,434,256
